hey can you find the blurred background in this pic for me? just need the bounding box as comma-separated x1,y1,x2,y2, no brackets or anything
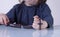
0,0,60,26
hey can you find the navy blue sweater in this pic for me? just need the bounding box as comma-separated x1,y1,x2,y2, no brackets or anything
6,3,53,28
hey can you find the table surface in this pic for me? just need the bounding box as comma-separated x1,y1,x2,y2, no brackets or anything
0,25,60,37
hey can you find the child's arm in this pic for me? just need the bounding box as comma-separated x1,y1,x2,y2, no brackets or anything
32,4,53,30
0,4,20,26
37,3,53,28
42,4,53,28
6,4,20,24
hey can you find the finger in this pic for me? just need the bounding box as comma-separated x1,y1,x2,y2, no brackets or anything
4,15,10,24
34,18,40,21
33,18,40,23
2,16,8,25
32,23,39,30
5,15,10,23
0,17,4,24
32,23,39,27
33,15,39,18
41,21,48,29
33,16,41,21
34,20,40,23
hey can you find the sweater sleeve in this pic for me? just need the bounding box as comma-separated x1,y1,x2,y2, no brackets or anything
42,4,54,28
6,4,20,23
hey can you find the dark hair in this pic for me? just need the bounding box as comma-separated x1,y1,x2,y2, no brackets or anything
41,0,47,3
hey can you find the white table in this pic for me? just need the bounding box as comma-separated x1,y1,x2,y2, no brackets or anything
0,25,60,37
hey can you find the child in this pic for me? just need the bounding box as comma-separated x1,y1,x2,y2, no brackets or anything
0,0,53,30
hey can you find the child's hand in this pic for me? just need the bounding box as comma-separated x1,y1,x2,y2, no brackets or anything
32,15,40,30
0,14,10,25
32,15,48,30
